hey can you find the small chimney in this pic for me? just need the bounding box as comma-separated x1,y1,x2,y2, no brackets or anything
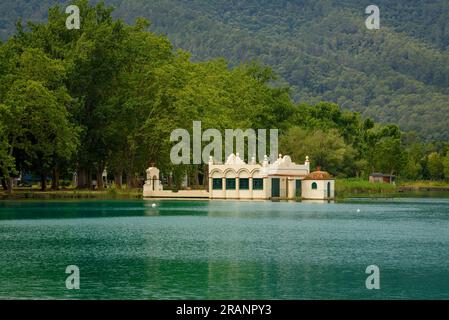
316,165,321,171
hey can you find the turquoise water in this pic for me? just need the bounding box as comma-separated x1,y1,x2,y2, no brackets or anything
0,198,448,299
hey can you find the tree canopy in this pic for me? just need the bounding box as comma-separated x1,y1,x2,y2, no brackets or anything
1,1,449,192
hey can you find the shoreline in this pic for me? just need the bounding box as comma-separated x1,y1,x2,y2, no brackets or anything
0,189,143,200
1,179,449,201
1,189,449,201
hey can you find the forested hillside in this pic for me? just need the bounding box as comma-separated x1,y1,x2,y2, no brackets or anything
1,1,449,192
2,0,448,140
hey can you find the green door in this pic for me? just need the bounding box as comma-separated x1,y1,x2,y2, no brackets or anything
271,178,280,198
296,180,302,197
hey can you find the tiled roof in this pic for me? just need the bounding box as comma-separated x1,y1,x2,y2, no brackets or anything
304,170,333,180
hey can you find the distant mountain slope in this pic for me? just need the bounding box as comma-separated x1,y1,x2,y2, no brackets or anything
1,0,448,140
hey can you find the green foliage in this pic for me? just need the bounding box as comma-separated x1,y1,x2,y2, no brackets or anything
373,136,407,175
0,1,448,192
402,158,422,180
96,0,449,141
0,41,79,190
0,1,299,190
336,178,397,197
1,1,449,140
443,153,449,181
427,152,444,180
106,182,118,197
280,127,354,176
0,121,15,181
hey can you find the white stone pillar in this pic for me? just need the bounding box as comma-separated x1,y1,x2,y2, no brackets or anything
236,177,240,199
264,177,269,199
209,177,213,199
222,177,226,199
288,178,295,199
249,177,253,199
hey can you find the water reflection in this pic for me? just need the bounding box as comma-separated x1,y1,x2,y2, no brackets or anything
301,199,335,204
1,199,449,299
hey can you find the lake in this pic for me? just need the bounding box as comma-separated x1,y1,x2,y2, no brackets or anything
0,198,448,299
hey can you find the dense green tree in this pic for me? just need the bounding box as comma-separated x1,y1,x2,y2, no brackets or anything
427,152,444,180
374,137,407,176
401,157,422,180
443,152,449,181
1,0,448,193
0,43,78,191
0,80,78,190
0,120,15,191
280,127,354,175
2,0,449,140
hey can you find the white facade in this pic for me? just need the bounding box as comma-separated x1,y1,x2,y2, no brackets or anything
301,179,335,200
143,167,163,195
208,153,311,200
143,166,210,198
143,155,335,201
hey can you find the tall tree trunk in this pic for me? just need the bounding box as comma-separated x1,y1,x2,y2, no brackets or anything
1,178,7,191
77,168,87,189
87,169,93,190
194,167,200,188
114,170,122,188
128,175,138,188
96,166,105,190
6,177,13,194
131,174,139,188
6,140,16,195
126,171,133,189
40,172,47,191
51,167,60,190
168,174,172,189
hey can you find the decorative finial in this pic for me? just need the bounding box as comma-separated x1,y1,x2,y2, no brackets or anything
251,153,256,164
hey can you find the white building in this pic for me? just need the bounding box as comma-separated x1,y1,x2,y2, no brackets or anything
143,167,163,193
143,154,335,200
208,153,334,200
301,169,335,200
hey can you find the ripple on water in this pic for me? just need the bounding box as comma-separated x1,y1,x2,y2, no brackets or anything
0,198,448,299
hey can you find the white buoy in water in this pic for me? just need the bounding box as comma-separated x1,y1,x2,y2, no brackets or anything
152,203,157,208
357,209,361,213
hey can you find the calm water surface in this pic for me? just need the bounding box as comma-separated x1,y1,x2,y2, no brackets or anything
0,198,449,299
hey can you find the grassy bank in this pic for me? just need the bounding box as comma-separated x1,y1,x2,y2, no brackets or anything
335,178,398,198
2,179,449,201
336,178,449,198
398,180,449,188
0,188,142,200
